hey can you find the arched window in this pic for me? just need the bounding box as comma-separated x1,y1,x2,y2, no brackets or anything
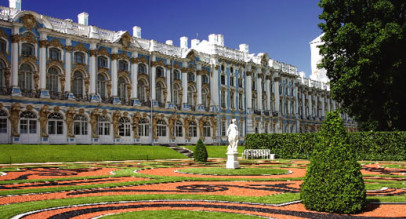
97,73,107,100
189,121,197,137
252,96,257,110
156,67,164,78
98,56,108,68
202,88,209,109
220,75,226,85
98,115,110,136
48,112,63,135
138,79,147,104
230,67,234,73
138,63,146,74
18,63,33,92
156,82,164,106
230,92,235,109
252,79,256,91
173,83,181,108
187,72,194,82
220,90,226,108
21,43,34,56
238,120,244,136
262,95,267,111
73,115,87,135
119,117,131,137
74,52,85,64
230,75,235,87
203,122,210,137
175,120,182,137
20,111,36,134
138,118,149,137
156,119,166,137
46,67,59,97
0,109,8,133
72,71,84,99
221,65,224,72
202,75,209,84
238,77,243,88
0,39,6,53
187,86,194,106
239,93,244,110
118,77,128,103
119,60,128,71
0,59,6,89
221,120,226,136
173,70,181,80
49,48,61,61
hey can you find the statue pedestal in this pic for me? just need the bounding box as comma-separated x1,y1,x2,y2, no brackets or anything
226,152,240,169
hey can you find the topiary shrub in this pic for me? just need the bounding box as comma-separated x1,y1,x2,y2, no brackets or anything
300,111,366,213
194,139,208,162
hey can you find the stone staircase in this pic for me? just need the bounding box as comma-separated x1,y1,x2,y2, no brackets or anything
167,146,194,158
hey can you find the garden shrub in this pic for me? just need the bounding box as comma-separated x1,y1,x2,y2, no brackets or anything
300,112,366,213
194,139,208,162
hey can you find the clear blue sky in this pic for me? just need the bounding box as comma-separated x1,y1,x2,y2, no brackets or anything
2,0,323,76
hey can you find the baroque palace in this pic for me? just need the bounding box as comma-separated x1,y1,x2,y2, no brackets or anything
0,1,356,145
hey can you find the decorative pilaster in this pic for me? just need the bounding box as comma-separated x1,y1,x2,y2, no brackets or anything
111,48,120,104
89,42,99,102
165,62,173,108
321,95,325,119
39,31,49,98
246,72,252,111
196,69,204,111
294,85,299,116
274,76,280,115
265,76,271,112
150,55,157,107
10,31,20,96
257,74,262,111
130,55,140,106
302,92,306,117
64,40,74,100
308,92,313,119
182,68,188,110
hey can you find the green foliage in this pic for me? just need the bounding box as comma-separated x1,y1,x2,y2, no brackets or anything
194,139,208,162
318,0,406,131
300,112,366,213
245,131,406,161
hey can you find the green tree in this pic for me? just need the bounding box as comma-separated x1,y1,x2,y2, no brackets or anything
194,139,208,162
318,0,406,131
301,111,366,213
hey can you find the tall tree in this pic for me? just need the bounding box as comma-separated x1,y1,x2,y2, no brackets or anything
318,0,406,131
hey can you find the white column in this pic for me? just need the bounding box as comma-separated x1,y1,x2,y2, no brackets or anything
210,66,218,110
327,97,331,112
166,62,171,104
182,70,187,105
321,95,325,119
39,31,47,91
302,92,306,117
266,77,271,111
131,54,138,99
274,77,280,113
111,47,118,98
89,43,97,101
10,27,19,89
151,66,156,101
246,73,252,110
308,92,313,118
65,39,72,93
257,75,262,110
197,72,202,105
314,95,318,118
294,85,299,115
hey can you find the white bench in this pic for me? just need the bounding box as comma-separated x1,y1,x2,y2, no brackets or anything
242,149,275,160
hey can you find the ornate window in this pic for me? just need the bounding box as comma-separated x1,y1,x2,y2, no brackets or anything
230,92,235,109
137,79,147,104
238,77,243,88
49,48,61,61
202,75,209,84
98,115,110,136
98,56,108,68
48,112,63,135
252,96,257,110
230,67,234,73
221,120,226,136
18,63,33,92
157,119,166,137
175,120,182,137
188,121,197,137
0,109,7,133
97,73,107,100
72,71,84,99
20,111,37,134
0,60,6,89
230,75,235,87
173,70,181,80
138,63,147,74
138,118,149,137
220,75,225,85
238,120,244,137
119,60,128,71
262,95,267,111
202,88,209,109
239,93,244,110
21,43,34,56
119,117,131,137
156,82,164,106
46,67,59,96
252,79,256,91
203,122,210,137
187,86,194,106
156,67,164,78
73,115,87,135
74,52,85,64
187,72,194,82
0,39,6,53
173,83,181,108
117,77,128,103
220,90,226,108
221,65,224,72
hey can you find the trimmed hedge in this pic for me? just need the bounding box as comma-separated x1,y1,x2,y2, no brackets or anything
194,139,208,162
245,131,406,161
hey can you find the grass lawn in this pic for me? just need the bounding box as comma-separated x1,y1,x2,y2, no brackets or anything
183,145,245,158
0,144,187,164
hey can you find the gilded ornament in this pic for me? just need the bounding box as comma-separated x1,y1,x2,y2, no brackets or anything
0,29,7,39
20,33,37,44
90,108,100,138
74,43,89,53
65,107,75,137
130,57,137,64
152,60,165,67
21,14,37,30
39,105,50,137
132,112,140,139
11,35,20,43
211,117,217,139
34,73,39,90
48,39,63,48
111,54,119,60
120,32,131,48
98,48,110,57
112,110,121,138
10,103,21,137
26,105,34,111
173,63,180,69
135,56,148,64
65,46,73,52
39,40,48,48
4,68,10,88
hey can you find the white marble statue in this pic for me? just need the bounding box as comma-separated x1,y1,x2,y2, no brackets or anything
227,119,239,153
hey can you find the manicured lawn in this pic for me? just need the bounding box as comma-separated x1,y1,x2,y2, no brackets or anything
0,144,187,163
104,210,261,219
183,145,245,158
178,167,289,175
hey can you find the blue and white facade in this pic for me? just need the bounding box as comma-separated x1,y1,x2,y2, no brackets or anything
0,2,356,145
